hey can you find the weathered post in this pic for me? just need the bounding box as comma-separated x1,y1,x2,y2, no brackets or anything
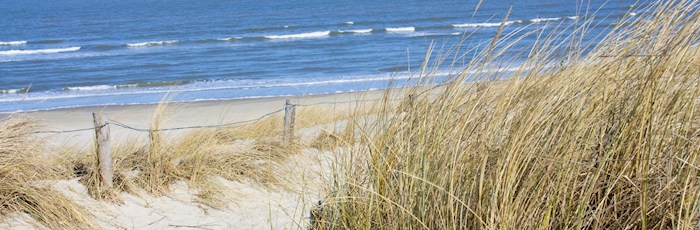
283,99,297,143
92,113,113,190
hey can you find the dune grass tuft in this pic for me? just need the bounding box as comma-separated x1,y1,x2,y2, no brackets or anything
76,102,305,207
0,117,98,229
6,1,699,228
314,1,700,229
311,122,357,151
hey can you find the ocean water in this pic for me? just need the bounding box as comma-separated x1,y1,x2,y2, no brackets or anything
0,0,643,112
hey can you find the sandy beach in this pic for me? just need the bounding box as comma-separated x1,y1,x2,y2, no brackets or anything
0,90,391,229
3,90,392,147
2,1,698,229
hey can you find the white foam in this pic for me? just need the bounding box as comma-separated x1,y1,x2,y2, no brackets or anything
453,20,521,28
216,37,243,41
386,27,415,33
64,85,120,91
531,17,562,23
0,46,81,56
0,88,24,94
337,29,373,34
629,12,638,16
0,40,27,46
344,21,354,25
409,32,459,37
264,31,331,40
126,40,179,47
0,65,533,106
566,16,579,20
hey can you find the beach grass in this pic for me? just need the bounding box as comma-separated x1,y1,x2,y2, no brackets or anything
0,117,99,229
75,102,304,206
0,0,698,229
312,0,700,229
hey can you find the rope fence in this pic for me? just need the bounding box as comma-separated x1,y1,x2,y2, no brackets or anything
51,96,413,190
32,127,99,134
108,108,285,132
31,97,405,134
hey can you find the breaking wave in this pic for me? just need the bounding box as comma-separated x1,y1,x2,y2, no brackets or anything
0,40,27,46
264,31,331,40
453,20,522,28
385,27,415,32
336,29,373,34
216,37,244,41
0,88,29,94
530,17,562,23
0,46,81,56
126,40,179,47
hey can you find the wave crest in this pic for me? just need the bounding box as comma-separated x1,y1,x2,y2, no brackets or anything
453,20,522,28
264,31,331,40
126,40,179,47
216,37,244,41
530,17,562,23
337,29,373,34
0,88,29,94
386,27,415,32
64,85,118,91
0,40,27,46
0,47,81,56
63,81,191,92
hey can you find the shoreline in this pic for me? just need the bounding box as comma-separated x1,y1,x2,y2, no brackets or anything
0,89,391,114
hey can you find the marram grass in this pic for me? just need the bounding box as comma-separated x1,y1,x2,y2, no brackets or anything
314,1,700,229
0,117,98,229
0,0,698,229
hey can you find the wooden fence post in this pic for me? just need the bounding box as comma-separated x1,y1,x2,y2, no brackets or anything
92,113,113,190
283,99,297,143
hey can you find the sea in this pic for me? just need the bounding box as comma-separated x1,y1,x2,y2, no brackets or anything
0,0,644,112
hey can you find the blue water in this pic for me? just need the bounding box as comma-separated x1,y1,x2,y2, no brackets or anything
0,0,643,112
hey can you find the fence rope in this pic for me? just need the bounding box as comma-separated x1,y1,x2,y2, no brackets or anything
31,108,283,134
110,108,285,132
31,97,408,134
31,125,106,134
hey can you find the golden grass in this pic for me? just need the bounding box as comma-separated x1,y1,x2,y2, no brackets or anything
3,1,698,228
76,102,304,207
0,117,98,229
221,104,376,140
314,1,700,229
311,121,357,151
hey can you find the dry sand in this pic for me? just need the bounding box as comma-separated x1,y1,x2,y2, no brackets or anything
4,90,391,147
0,90,393,229
2,148,335,230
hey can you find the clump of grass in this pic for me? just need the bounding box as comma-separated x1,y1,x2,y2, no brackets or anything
77,102,304,207
0,117,98,229
316,1,700,229
311,123,357,151
79,102,179,199
79,139,147,201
